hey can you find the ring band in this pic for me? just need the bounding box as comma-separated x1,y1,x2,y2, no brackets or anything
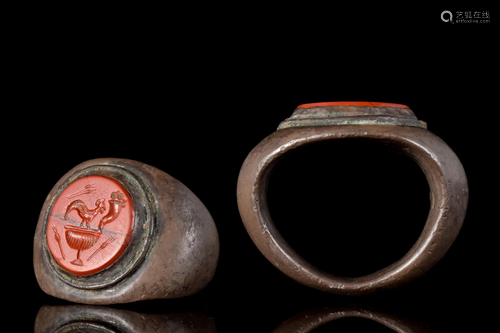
237,102,468,295
34,158,219,304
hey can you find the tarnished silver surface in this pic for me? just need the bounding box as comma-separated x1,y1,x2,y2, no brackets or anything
34,158,220,304
278,104,427,129
238,102,467,295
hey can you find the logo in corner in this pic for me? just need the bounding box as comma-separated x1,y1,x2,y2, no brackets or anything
441,10,454,23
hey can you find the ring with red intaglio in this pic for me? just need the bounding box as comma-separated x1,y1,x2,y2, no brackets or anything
34,158,219,304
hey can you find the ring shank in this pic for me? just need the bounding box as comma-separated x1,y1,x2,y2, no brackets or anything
237,125,468,294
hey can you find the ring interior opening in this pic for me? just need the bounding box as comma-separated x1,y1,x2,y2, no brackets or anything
267,138,430,278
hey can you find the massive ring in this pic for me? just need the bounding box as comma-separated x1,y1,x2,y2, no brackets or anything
237,102,468,295
34,158,219,304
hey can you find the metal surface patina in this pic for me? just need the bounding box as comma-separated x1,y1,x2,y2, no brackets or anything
278,101,427,129
237,101,468,295
34,158,219,304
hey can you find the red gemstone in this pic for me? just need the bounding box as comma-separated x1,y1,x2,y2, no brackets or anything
297,101,409,109
46,175,134,276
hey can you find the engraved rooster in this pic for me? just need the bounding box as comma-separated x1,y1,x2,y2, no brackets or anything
64,198,106,228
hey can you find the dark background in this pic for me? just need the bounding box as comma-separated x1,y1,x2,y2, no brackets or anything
7,6,496,332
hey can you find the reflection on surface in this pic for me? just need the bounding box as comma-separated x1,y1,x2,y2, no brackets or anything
35,305,217,333
34,301,440,332
272,305,438,333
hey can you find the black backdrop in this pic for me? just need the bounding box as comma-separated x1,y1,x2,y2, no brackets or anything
8,7,497,332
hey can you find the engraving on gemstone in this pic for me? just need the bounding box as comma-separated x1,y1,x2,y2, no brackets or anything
47,176,134,276
52,226,65,260
64,198,106,228
67,183,97,199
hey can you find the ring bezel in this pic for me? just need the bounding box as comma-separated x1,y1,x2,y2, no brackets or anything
42,164,156,290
